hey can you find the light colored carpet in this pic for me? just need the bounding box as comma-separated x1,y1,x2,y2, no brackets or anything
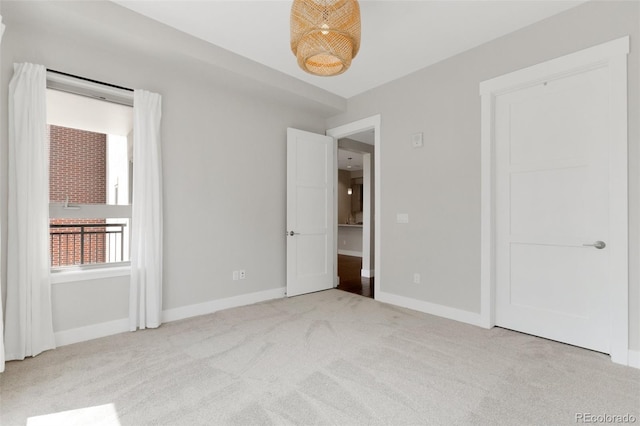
1,289,638,425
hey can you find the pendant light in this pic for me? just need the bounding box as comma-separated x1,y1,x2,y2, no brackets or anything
290,0,361,76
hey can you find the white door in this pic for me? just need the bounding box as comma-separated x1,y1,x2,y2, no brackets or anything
495,66,615,353
286,128,334,297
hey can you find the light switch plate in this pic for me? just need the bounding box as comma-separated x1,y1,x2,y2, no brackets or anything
396,213,409,223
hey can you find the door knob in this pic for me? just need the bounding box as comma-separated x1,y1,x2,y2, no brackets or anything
287,231,300,236
583,241,606,249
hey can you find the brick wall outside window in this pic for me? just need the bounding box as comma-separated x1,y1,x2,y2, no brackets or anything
49,125,107,266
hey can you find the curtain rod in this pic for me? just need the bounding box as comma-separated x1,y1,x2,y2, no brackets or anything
46,69,134,92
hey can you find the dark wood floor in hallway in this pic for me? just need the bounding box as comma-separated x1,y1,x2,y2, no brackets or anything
337,254,373,298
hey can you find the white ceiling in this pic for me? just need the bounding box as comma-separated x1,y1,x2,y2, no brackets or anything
115,0,586,98
338,149,364,171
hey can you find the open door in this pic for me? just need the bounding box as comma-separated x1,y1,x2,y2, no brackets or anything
286,128,334,297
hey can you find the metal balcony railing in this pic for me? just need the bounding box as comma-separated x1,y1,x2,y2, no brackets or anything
50,223,127,267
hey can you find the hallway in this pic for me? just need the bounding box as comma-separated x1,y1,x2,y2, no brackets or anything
337,254,373,298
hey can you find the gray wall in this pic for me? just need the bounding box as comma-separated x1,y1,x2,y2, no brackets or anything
326,0,640,349
0,1,329,332
52,276,129,331
338,226,363,255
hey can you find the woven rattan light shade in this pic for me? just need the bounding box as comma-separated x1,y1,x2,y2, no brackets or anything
290,0,361,76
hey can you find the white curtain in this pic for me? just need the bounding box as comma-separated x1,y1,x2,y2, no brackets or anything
0,14,6,373
4,63,56,362
129,90,163,331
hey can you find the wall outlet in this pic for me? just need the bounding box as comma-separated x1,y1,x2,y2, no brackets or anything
233,271,239,281
413,273,421,284
239,270,246,280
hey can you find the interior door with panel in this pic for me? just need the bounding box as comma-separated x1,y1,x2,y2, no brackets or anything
495,66,615,353
286,128,334,297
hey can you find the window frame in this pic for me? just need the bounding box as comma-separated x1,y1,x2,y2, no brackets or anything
47,71,134,278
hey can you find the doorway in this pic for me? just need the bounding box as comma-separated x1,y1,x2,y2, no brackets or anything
327,115,380,299
337,144,373,298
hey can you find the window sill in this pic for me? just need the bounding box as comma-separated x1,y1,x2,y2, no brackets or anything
51,265,130,284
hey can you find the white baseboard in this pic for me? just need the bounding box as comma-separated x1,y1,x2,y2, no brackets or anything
54,318,129,347
377,291,482,327
162,287,286,323
54,287,286,347
45,288,640,370
338,249,362,257
361,269,374,278
377,292,640,368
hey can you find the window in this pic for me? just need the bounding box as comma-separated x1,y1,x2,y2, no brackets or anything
46,72,133,270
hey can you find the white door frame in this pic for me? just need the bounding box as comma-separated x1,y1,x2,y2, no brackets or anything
479,36,629,365
327,115,381,299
